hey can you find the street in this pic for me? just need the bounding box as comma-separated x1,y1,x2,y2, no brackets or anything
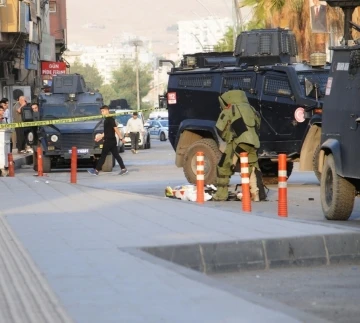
16,139,360,227
213,264,360,323
2,139,360,323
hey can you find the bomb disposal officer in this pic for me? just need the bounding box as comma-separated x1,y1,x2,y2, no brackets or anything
213,90,266,202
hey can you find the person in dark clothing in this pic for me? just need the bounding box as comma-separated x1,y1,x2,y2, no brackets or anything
88,105,128,176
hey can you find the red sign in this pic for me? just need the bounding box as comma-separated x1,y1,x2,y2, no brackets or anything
41,61,67,76
167,92,177,104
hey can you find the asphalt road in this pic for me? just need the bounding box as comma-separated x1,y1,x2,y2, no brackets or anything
16,139,360,227
212,264,360,323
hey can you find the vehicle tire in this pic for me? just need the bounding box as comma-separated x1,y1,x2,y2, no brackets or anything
313,144,321,182
101,154,113,172
320,154,355,221
183,138,221,185
260,160,294,185
42,156,51,173
146,136,151,149
160,132,166,141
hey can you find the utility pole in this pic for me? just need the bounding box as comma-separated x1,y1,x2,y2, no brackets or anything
131,39,143,111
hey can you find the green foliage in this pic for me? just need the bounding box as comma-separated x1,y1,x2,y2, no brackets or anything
111,61,153,110
214,27,234,52
70,58,104,90
99,84,117,105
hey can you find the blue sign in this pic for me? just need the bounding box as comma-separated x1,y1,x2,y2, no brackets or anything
25,43,39,70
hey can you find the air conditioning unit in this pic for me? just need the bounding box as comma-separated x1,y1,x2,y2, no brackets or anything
0,0,7,8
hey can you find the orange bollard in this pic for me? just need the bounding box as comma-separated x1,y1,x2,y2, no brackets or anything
37,147,43,177
7,153,14,177
278,154,288,217
196,151,205,204
240,152,251,212
71,146,77,184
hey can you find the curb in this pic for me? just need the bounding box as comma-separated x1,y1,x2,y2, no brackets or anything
142,232,360,274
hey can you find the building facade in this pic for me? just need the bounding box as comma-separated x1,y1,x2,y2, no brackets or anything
177,16,232,56
0,0,66,105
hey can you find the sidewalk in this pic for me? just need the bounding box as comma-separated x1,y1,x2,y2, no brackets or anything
0,177,359,322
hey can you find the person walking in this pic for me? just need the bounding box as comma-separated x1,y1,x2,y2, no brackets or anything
88,105,128,176
126,111,144,154
212,90,266,202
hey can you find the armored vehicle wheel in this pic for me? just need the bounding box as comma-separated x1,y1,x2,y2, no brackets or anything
320,154,355,221
102,154,113,172
42,156,51,173
260,160,294,185
160,132,166,141
312,144,321,182
183,138,221,185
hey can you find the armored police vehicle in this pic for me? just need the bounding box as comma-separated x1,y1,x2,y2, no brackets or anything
25,74,117,173
319,0,360,220
162,28,329,185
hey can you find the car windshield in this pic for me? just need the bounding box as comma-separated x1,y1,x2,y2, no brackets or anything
159,120,168,127
73,104,100,117
41,105,70,119
42,103,102,119
297,71,329,98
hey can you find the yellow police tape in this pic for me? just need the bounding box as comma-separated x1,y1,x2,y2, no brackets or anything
0,109,156,130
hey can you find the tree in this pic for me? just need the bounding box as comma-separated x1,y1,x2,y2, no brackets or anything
214,27,234,52
69,59,104,90
214,22,265,52
99,84,118,105
111,61,153,110
241,0,344,60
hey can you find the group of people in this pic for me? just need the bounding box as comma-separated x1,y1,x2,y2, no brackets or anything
87,92,265,203
0,96,39,154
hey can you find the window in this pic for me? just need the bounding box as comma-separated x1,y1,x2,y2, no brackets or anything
49,1,56,13
178,76,212,88
264,78,292,97
223,75,253,90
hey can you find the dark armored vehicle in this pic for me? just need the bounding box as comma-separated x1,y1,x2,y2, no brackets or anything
25,74,117,173
319,0,360,220
162,28,329,184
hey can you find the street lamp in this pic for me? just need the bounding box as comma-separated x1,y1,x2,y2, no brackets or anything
131,39,143,111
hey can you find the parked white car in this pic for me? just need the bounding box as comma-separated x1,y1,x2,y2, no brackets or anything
113,110,151,149
148,119,168,141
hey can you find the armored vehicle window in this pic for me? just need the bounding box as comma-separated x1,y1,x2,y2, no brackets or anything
42,105,70,119
178,76,213,88
264,77,292,97
74,104,100,116
222,75,253,90
297,72,328,97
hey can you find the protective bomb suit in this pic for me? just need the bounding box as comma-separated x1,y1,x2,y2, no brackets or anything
212,90,265,201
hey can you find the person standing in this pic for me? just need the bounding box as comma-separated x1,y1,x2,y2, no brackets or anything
12,96,27,153
88,105,128,176
0,106,6,124
212,90,266,202
126,111,144,154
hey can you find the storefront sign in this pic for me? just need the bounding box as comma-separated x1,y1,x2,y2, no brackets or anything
41,61,67,77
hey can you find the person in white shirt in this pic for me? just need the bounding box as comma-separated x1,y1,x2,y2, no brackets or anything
126,111,144,154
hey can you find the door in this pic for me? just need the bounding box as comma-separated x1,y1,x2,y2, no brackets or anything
259,73,297,139
149,121,161,139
